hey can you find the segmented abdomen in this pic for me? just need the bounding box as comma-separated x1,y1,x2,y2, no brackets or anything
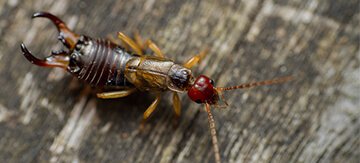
77,38,133,87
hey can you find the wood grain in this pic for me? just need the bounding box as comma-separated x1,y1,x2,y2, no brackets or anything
0,0,359,162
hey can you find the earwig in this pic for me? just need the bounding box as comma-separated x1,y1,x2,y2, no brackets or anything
20,12,292,163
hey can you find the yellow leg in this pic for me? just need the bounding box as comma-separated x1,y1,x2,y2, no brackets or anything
97,88,136,99
144,40,165,58
183,48,209,69
172,92,181,118
142,94,161,122
172,92,181,127
117,32,144,55
134,30,145,49
139,94,161,130
106,34,121,45
134,31,165,58
107,34,130,51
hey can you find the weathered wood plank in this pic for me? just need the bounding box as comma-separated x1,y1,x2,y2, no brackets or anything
0,0,359,163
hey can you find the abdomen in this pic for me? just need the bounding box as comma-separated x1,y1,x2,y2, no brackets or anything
75,38,133,87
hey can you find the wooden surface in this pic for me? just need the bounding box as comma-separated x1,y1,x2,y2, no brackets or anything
0,0,359,163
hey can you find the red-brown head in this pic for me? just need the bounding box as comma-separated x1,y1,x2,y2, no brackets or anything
187,75,219,104
187,75,293,106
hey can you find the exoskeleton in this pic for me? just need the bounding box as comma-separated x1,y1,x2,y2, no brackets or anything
21,12,292,163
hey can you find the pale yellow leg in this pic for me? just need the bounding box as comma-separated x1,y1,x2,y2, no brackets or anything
144,40,165,58
172,92,181,118
117,32,144,55
139,94,161,130
183,48,209,69
106,34,121,45
172,92,182,127
133,31,165,58
134,30,145,49
143,94,161,121
97,88,136,99
106,34,131,51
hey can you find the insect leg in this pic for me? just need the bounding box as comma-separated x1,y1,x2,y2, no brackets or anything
134,30,145,49
141,94,161,128
172,92,181,116
106,34,131,51
133,31,164,58
183,48,209,69
172,92,181,127
134,31,165,58
143,40,165,58
96,88,136,99
117,32,144,55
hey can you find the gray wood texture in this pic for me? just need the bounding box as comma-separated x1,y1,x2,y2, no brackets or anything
0,0,359,163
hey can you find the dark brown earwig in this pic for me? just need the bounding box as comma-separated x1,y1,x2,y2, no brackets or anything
21,12,292,163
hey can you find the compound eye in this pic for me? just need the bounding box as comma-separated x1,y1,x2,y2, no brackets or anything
75,43,82,51
181,69,189,75
210,79,215,85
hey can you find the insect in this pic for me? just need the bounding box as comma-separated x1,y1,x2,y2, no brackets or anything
20,12,292,163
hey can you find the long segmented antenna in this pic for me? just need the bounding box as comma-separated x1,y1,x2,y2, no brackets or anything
216,76,293,91
205,103,221,163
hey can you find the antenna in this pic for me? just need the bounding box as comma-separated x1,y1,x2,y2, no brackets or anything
205,103,221,163
216,76,293,91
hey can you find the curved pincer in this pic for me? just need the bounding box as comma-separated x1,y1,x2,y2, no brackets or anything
20,12,80,69
32,12,80,49
20,43,69,69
